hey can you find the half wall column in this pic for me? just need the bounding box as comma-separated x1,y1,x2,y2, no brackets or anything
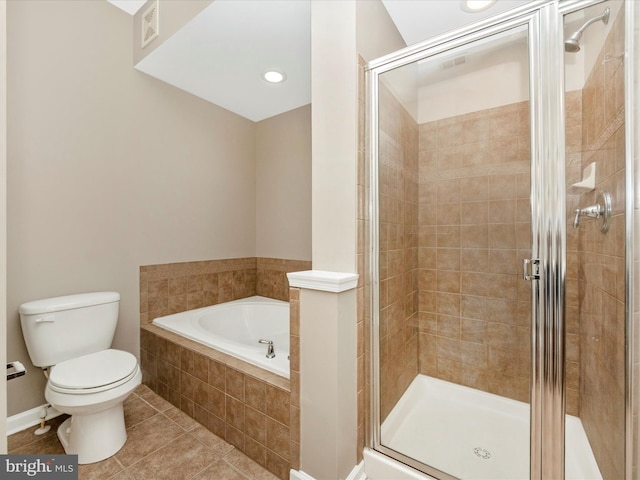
288,271,359,480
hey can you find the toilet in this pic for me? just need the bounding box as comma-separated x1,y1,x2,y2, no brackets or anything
19,292,141,464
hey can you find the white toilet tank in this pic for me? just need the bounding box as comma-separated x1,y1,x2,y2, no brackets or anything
19,292,120,367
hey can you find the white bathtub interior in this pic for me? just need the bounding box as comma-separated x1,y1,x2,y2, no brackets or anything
152,295,290,378
380,375,601,480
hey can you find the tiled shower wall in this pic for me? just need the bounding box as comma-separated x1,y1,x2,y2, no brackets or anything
417,101,534,405
374,89,588,419
364,7,627,477
378,81,420,421
566,89,583,416
577,7,626,479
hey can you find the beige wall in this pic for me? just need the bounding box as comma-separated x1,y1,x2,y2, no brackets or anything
6,0,257,416
311,0,357,273
295,1,360,477
256,105,311,262
0,0,7,452
355,0,405,63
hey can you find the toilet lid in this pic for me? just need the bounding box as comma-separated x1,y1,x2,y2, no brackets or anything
49,349,138,393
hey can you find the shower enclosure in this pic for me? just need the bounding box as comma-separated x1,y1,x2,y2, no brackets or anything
366,0,637,479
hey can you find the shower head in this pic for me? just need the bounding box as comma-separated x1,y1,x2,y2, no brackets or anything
564,31,583,53
564,7,610,53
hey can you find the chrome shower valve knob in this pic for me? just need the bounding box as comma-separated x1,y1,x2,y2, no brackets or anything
572,191,612,233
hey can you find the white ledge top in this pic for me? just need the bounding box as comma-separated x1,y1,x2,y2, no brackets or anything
287,270,359,293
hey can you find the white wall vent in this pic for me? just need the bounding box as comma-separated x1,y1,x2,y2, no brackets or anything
141,1,159,49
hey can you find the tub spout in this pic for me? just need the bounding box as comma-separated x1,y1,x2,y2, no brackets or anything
258,339,275,358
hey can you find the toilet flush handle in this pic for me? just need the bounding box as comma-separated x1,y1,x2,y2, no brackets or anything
35,316,55,323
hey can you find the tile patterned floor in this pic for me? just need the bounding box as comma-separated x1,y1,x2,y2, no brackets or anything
8,385,280,480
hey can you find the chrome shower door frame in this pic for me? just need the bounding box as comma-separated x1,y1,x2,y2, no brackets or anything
366,1,571,478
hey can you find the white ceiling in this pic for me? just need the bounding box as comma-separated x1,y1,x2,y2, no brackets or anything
134,0,310,122
107,0,536,122
381,0,533,46
106,0,145,16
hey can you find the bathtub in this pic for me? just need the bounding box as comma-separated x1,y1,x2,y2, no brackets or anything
152,296,290,378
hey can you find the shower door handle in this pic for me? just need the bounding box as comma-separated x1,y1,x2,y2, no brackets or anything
523,258,540,281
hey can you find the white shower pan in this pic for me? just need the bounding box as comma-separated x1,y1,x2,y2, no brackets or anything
379,375,602,480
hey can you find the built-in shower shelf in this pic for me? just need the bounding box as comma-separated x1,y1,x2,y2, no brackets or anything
570,162,596,192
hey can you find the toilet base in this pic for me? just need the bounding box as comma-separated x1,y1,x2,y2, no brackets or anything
57,403,127,464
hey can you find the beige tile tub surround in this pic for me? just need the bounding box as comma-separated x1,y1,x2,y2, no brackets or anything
139,257,308,479
140,258,256,325
140,325,291,480
257,258,311,302
140,257,311,324
288,287,301,471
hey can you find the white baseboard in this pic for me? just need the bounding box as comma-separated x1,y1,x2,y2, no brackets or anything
290,461,365,480
290,470,316,480
346,461,366,480
7,404,62,436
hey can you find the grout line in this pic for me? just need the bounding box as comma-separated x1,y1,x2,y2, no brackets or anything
157,409,195,432
134,393,163,412
185,456,230,480
125,411,163,433
121,431,191,473
113,455,127,471
221,459,254,480
186,425,235,457
168,407,245,460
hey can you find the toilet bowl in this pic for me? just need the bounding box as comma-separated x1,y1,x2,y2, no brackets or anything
44,349,142,464
19,292,141,464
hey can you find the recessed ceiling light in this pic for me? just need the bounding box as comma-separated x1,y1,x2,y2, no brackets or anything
461,0,497,13
262,70,286,84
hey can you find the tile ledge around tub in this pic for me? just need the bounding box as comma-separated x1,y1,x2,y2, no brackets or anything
140,324,290,391
287,270,359,293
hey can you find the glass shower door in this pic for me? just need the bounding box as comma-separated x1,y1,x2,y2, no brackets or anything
372,21,534,480
368,0,637,478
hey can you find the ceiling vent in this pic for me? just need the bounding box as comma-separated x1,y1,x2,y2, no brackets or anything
440,55,467,70
141,1,159,49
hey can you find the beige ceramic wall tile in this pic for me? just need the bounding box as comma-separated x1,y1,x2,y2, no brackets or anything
416,100,532,405
577,8,626,478
377,82,420,421
140,325,291,479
